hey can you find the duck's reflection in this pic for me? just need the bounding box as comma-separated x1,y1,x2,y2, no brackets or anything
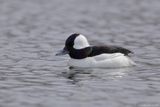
62,67,93,84
62,66,135,84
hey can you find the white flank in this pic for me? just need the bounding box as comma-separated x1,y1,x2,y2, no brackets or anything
68,53,135,68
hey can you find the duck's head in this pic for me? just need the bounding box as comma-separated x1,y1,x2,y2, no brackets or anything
56,33,90,56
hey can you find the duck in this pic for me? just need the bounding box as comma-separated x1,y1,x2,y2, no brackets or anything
56,33,135,68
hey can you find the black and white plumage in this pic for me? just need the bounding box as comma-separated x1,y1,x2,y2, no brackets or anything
56,33,135,68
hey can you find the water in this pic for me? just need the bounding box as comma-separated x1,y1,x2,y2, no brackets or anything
0,0,160,107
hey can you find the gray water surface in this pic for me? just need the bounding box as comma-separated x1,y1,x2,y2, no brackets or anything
0,0,160,107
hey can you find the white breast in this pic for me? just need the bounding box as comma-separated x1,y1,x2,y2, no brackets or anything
68,53,135,68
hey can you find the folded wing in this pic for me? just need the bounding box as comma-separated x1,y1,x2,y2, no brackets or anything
88,45,132,57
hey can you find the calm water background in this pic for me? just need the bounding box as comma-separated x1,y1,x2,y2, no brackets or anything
0,0,160,107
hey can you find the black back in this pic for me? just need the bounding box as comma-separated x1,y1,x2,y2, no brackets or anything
66,45,132,59
88,46,132,57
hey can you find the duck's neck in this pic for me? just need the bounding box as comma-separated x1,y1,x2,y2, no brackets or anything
69,47,92,59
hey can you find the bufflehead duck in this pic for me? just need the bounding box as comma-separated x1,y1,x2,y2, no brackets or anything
56,33,135,68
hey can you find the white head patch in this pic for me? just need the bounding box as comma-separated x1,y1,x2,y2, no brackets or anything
73,34,90,49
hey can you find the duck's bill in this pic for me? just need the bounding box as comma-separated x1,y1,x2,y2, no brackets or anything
55,49,68,56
